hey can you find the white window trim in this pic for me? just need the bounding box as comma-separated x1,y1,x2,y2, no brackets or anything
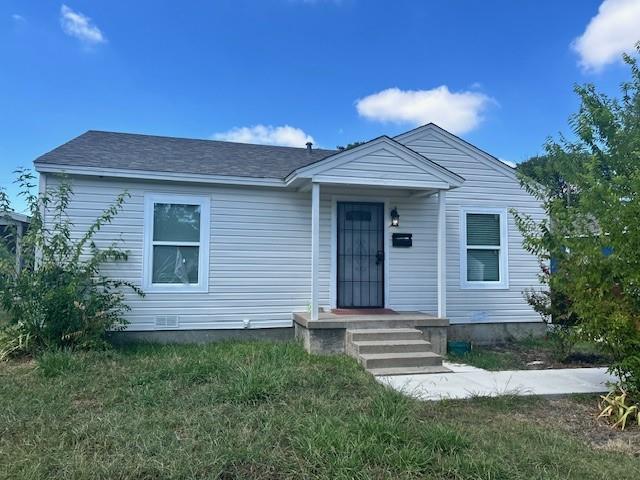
459,206,509,289
143,193,210,293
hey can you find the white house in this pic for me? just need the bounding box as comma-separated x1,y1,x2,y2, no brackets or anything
34,123,545,374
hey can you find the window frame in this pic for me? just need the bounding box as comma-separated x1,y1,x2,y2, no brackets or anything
459,206,509,289
143,193,210,293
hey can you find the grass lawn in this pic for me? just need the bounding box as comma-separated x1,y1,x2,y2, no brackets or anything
448,337,612,371
1,342,638,479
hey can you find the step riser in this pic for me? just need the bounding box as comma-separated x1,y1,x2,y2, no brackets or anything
362,355,443,369
348,332,423,342
370,366,452,376
355,343,431,354
346,327,445,374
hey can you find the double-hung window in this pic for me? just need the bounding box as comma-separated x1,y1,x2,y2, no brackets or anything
460,207,508,289
143,194,210,293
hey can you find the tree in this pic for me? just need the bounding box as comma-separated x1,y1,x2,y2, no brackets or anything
336,141,366,151
514,44,640,394
0,170,142,358
517,154,581,205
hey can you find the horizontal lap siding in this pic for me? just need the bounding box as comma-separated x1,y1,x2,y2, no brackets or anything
398,133,545,325
386,195,438,312
45,176,311,331
326,150,442,183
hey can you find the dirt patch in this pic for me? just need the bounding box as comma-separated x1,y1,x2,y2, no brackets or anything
487,341,611,370
523,397,640,455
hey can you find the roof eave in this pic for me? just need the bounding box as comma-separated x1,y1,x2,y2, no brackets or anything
35,164,287,188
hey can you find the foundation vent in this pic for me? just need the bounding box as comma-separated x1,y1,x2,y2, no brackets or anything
155,315,179,329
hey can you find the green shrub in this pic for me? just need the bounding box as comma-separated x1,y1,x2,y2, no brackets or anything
0,169,142,358
0,323,31,361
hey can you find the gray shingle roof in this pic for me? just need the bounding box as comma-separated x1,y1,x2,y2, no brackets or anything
34,130,337,179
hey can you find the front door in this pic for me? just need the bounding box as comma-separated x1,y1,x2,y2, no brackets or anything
337,202,384,308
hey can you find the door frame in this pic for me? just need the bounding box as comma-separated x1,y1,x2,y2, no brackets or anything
330,195,390,309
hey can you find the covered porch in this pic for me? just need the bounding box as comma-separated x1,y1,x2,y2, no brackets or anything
286,136,464,358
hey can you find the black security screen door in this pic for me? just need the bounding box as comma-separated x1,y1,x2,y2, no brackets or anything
337,202,384,308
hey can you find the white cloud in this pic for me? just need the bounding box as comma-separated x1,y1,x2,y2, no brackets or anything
212,124,315,148
572,0,640,72
12,14,25,22
60,4,106,45
355,86,494,135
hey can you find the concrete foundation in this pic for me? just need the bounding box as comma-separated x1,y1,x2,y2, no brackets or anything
107,321,544,349
294,323,346,354
448,322,546,346
109,327,294,345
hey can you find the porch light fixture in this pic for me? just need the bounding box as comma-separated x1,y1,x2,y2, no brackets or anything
390,207,400,227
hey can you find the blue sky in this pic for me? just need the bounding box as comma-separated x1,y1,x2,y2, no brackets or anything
2,0,640,212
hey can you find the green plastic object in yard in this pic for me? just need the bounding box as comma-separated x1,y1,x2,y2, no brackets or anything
448,340,471,356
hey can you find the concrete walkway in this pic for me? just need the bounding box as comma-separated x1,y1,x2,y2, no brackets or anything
378,362,617,401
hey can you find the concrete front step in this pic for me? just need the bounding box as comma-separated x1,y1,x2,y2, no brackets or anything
346,327,447,375
369,365,452,376
351,339,432,355
359,351,443,369
347,328,423,342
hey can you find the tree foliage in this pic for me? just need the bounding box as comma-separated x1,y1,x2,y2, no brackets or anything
337,141,366,151
0,170,142,358
514,45,640,393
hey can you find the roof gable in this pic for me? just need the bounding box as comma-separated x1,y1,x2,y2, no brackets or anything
394,123,517,179
287,136,464,189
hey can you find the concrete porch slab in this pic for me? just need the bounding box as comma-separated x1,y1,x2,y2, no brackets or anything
378,365,617,401
292,311,448,329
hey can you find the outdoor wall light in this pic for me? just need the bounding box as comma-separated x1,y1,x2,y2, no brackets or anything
390,207,400,227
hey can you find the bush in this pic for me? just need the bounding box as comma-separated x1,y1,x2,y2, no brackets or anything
524,267,580,361
0,169,142,358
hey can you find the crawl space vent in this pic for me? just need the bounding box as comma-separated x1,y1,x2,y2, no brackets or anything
155,315,179,329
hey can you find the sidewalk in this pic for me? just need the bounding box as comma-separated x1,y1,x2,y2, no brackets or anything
378,362,617,401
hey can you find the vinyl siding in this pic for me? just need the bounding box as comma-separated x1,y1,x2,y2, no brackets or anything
396,130,544,325
315,147,447,185
45,176,312,330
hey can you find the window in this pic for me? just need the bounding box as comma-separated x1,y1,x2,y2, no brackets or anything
460,207,508,289
143,194,210,292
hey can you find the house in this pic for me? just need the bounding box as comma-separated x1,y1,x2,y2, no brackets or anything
0,211,30,273
34,123,545,374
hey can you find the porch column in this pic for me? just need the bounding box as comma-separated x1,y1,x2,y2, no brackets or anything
311,182,320,321
437,190,447,317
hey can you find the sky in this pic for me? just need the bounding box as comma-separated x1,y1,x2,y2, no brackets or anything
2,0,640,213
